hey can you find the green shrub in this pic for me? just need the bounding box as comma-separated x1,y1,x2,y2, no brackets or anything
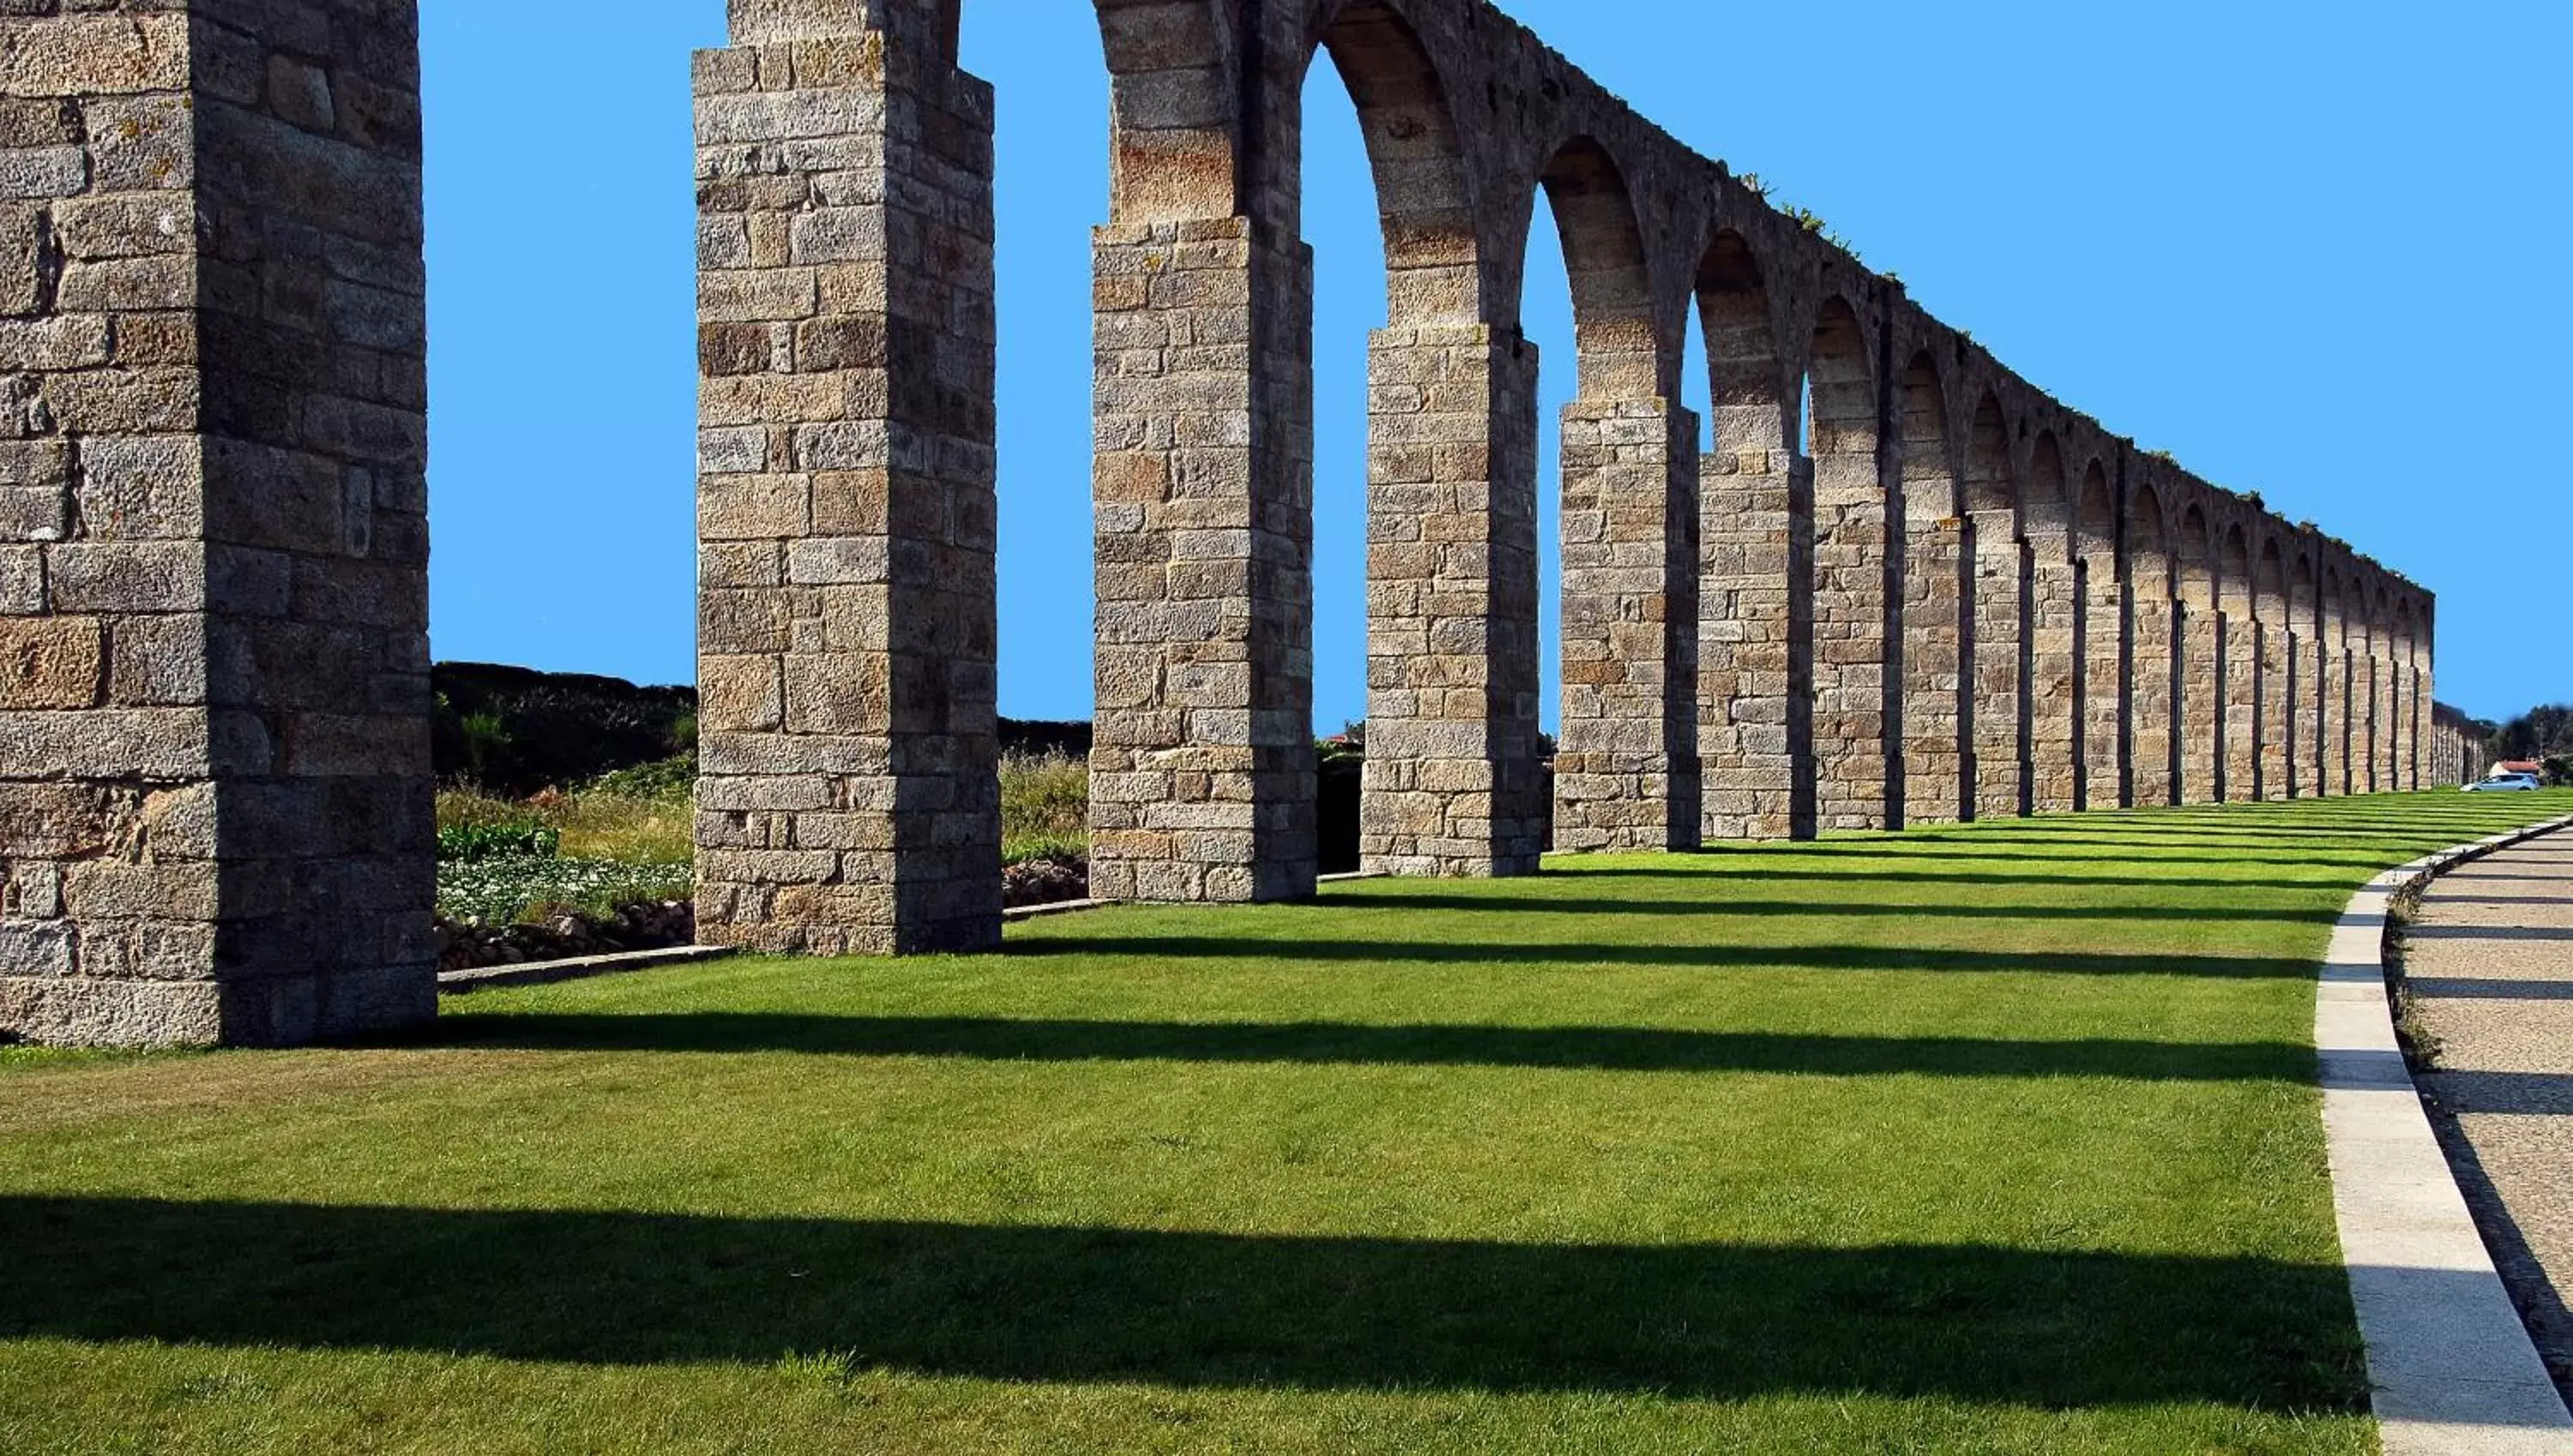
585,754,696,805
1001,751,1088,864
437,821,561,863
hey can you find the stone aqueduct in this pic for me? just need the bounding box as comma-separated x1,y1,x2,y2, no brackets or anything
0,0,2468,1047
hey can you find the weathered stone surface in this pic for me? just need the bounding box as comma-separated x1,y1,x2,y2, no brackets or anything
0,1,435,1050
691,15,1000,955
1363,326,1543,875
1556,394,1696,853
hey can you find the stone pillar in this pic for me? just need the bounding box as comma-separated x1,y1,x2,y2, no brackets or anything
1090,216,1317,903
1556,396,1698,852
2220,612,2257,800
2365,650,2386,792
1967,513,2025,820
0,3,436,1048
2128,586,2177,808
2305,633,2326,803
2339,644,2359,794
2026,544,2078,813
2078,557,2124,809
2377,664,2398,797
1811,445,1889,831
2398,653,2419,792
1363,327,1545,875
692,17,1001,956
2178,605,2221,803
1900,512,1967,825
1701,432,1803,841
2311,629,2337,796
2257,621,2291,800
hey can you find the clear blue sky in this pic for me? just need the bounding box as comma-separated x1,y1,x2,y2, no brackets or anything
422,0,2568,726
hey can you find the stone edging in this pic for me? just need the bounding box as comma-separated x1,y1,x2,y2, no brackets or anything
437,945,739,996
1002,869,1391,925
1003,899,1107,922
2320,813,2573,1453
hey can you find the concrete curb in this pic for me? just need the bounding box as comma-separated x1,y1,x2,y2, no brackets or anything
437,944,738,995
1003,898,1106,922
2322,813,2573,1454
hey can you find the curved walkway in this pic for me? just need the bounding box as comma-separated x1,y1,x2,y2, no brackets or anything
2320,816,2573,1455
2411,828,2573,1413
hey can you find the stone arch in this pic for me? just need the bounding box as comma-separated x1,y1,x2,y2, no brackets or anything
1328,3,1545,877
2019,432,2076,810
2128,482,2172,595
2072,460,2120,808
1806,297,1877,466
2290,542,2320,797
2177,502,2216,611
1896,349,1964,822
2322,560,2352,795
2219,520,2252,617
1307,2,1481,325
2254,533,2287,625
1900,353,1958,520
2252,532,2289,798
2126,479,2177,806
2216,520,2255,799
2173,500,2220,802
1964,394,2014,520
1697,232,1790,455
1696,230,1800,839
1805,294,1890,829
1090,0,1242,221
2022,432,2070,554
2365,577,2394,790
1964,393,2022,821
2075,461,2117,563
1532,136,1659,397
1534,135,1696,852
2290,542,2319,636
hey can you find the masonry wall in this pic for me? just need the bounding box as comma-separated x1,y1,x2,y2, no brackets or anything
0,2,435,1049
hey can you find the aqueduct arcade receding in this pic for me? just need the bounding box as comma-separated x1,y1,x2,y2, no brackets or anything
0,0,2443,1046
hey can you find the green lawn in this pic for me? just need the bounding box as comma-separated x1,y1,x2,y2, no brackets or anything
5,791,2568,1454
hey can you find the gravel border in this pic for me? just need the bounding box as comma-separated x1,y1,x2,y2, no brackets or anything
2320,813,2573,1454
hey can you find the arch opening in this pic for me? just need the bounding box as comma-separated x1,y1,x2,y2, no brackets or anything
1805,296,1889,831
1311,3,1481,326
1694,232,1802,839
1533,136,1697,851
1532,137,1658,399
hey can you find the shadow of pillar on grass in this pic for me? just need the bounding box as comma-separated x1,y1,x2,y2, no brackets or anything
3,1195,2369,1412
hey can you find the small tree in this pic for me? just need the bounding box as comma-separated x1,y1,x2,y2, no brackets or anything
2546,755,2573,788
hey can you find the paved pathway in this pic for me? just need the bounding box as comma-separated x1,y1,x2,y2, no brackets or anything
2410,828,2573,1408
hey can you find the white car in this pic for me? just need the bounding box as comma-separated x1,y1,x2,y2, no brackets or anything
2463,773,2542,792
